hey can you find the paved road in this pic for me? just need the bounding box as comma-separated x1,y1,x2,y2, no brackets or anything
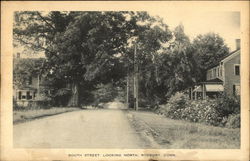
13,103,143,148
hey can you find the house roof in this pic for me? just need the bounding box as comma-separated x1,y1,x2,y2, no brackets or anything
197,81,223,85
207,49,240,69
205,78,223,83
193,84,224,92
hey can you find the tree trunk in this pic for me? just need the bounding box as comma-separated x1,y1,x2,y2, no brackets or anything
67,82,79,107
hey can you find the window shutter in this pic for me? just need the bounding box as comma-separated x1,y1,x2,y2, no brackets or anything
233,85,236,96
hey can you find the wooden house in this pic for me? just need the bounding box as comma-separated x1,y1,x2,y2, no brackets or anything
190,39,240,99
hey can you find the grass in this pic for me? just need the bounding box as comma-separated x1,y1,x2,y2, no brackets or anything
13,107,81,124
127,110,240,149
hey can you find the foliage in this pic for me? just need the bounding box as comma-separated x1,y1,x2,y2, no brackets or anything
13,11,231,108
158,99,222,126
215,94,240,117
225,114,240,128
139,24,197,107
13,58,44,88
14,11,173,106
54,88,71,96
13,100,52,110
167,92,189,109
192,33,229,81
182,100,222,126
156,92,240,128
92,83,118,105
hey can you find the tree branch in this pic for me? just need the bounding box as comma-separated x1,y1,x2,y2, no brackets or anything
36,11,56,31
15,36,51,53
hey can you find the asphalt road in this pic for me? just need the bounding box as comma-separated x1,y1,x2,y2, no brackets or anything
13,102,144,148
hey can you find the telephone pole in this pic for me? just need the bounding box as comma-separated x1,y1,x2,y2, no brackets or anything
134,43,139,111
126,61,129,108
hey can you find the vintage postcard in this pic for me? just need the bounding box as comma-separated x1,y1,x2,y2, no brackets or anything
1,1,249,161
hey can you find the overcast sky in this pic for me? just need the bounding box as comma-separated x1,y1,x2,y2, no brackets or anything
149,11,240,51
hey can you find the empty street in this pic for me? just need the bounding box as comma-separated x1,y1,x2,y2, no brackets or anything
14,103,145,148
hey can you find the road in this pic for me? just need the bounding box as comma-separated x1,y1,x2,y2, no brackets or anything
13,102,144,148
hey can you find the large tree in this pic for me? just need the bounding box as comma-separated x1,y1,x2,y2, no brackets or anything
138,24,196,106
14,11,172,106
192,33,229,81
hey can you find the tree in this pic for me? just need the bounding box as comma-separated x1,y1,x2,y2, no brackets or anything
138,24,195,106
46,12,142,106
14,11,73,54
192,33,229,81
13,58,45,88
14,11,230,108
14,11,161,106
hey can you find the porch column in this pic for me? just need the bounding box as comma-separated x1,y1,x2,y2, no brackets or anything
202,84,206,100
190,87,193,100
194,91,197,100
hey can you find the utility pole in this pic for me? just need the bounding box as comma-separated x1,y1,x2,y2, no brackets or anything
134,43,139,111
126,63,129,108
37,74,40,98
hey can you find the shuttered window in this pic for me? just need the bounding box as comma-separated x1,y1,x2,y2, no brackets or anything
234,65,240,75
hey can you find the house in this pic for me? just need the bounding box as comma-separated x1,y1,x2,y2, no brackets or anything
13,56,50,107
189,39,240,99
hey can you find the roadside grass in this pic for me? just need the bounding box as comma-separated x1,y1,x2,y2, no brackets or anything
128,111,240,149
13,107,81,124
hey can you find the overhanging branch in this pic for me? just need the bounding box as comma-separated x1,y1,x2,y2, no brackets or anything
36,11,56,31
15,36,50,53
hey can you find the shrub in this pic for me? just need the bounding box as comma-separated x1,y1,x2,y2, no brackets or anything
225,114,240,128
158,93,222,126
180,100,222,126
216,94,240,117
167,92,189,110
13,99,25,111
157,92,241,128
158,92,189,119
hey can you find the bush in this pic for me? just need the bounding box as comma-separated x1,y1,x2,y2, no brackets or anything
225,114,240,128
13,100,25,111
167,92,189,109
158,92,189,119
157,92,241,128
181,100,222,126
216,94,240,117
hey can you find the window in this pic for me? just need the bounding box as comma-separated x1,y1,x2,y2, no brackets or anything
18,91,22,100
27,91,32,100
234,65,240,75
233,84,240,96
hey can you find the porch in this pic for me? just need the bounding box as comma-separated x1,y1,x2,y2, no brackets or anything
189,82,224,100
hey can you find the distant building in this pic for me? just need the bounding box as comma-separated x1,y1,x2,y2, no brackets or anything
189,39,240,99
13,57,50,107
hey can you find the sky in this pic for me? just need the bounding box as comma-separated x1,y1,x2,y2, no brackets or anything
149,11,240,51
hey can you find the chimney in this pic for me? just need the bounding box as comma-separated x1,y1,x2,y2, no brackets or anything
235,39,240,50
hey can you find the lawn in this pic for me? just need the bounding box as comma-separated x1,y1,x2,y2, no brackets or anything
13,107,81,124
127,111,240,149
